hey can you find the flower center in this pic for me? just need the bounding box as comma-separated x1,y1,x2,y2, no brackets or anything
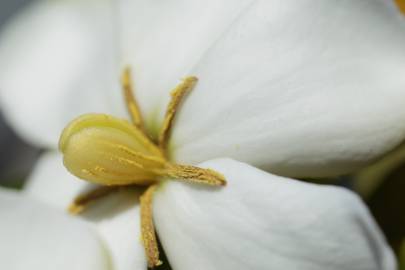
59,67,226,268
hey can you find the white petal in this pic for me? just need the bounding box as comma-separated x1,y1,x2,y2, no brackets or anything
117,0,253,132
26,151,89,208
171,0,405,177
26,152,147,270
79,188,147,270
154,159,396,270
0,0,119,148
0,188,111,270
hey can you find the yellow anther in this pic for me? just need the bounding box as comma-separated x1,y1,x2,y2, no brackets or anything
162,164,226,186
68,204,85,215
159,76,197,152
121,66,144,130
140,185,162,268
68,186,120,215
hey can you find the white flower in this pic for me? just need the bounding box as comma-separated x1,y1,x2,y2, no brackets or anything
0,0,404,269
0,187,111,269
2,155,395,270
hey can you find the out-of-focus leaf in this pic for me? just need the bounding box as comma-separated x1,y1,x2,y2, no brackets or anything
154,237,173,270
354,142,405,199
400,239,405,270
368,164,405,255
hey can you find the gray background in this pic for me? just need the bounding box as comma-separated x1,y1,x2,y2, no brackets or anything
0,0,41,189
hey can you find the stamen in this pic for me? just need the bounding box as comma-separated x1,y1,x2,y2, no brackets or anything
61,70,227,268
121,67,144,130
158,76,197,152
162,163,227,186
140,185,162,268
68,186,120,215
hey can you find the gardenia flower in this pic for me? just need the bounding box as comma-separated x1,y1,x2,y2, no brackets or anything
0,0,405,269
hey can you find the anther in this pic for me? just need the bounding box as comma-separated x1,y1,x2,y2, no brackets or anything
68,186,120,214
140,185,162,268
121,66,144,130
158,76,197,152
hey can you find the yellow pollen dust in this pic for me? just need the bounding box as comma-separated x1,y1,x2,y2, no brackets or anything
59,67,226,268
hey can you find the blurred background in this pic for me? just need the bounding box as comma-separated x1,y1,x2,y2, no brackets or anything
0,0,403,268
0,0,42,189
